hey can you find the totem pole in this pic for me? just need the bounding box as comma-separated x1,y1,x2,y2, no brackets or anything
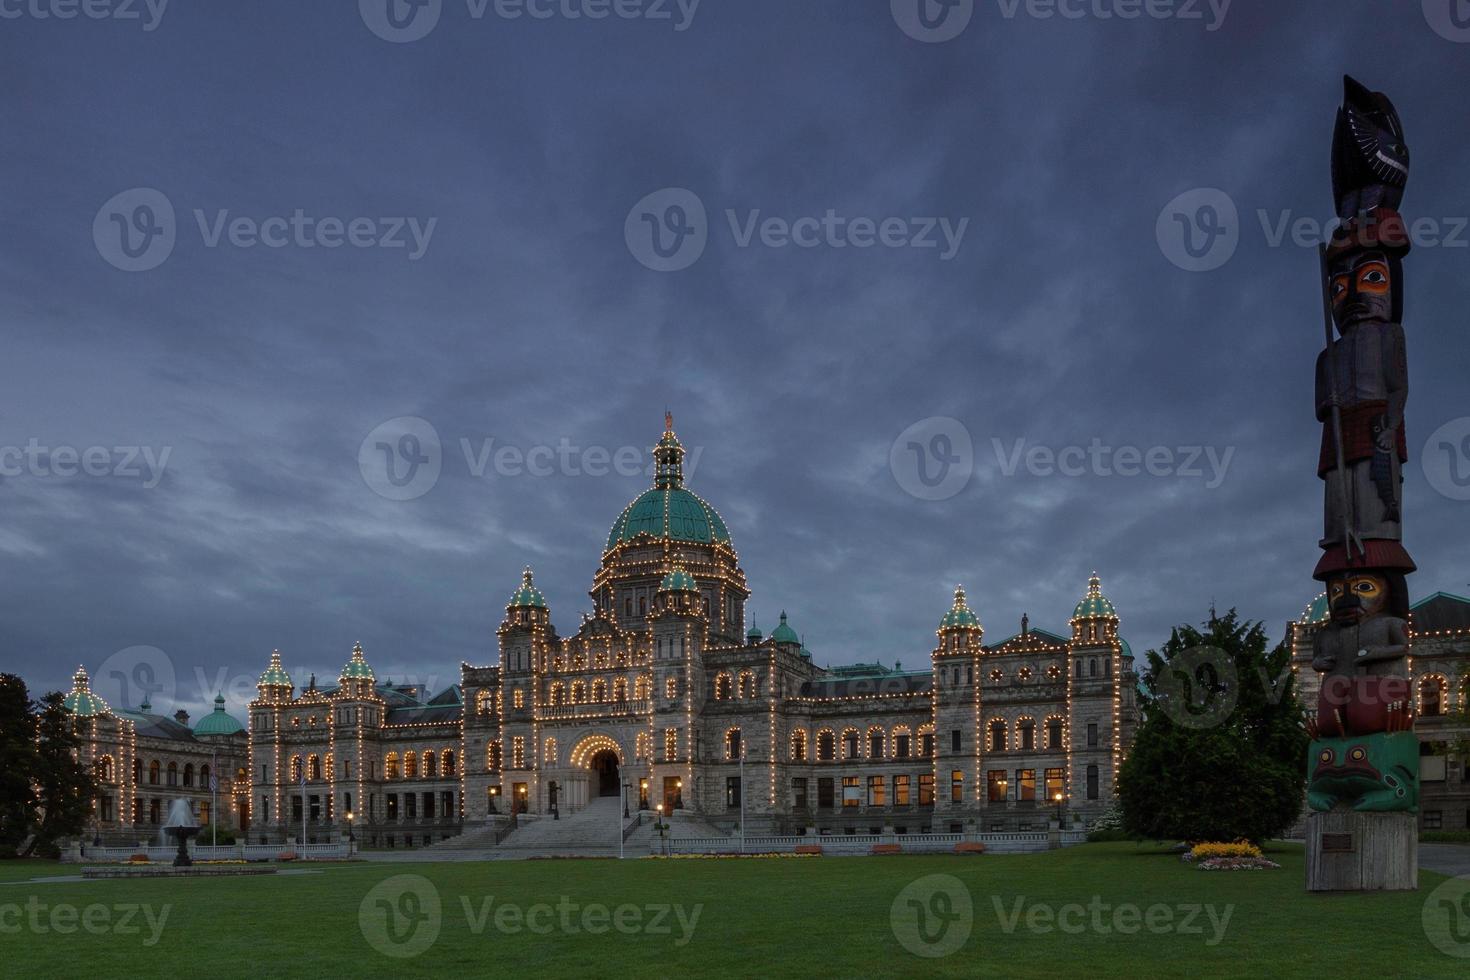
1304,76,1418,892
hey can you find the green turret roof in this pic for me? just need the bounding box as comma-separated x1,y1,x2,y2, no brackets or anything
340,641,376,680
1300,592,1329,624
1071,573,1118,620
746,624,762,641
62,666,110,718
258,650,292,689
658,565,699,593
193,693,244,736
508,567,547,609
771,611,799,645
939,585,982,631
606,415,732,549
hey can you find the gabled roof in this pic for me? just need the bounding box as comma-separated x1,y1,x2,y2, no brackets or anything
114,708,198,742
988,627,1070,649
1412,592,1470,634
798,674,933,699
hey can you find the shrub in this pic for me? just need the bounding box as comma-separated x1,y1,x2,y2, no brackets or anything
1189,841,1262,860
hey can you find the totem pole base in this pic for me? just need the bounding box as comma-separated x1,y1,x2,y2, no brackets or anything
1305,810,1417,892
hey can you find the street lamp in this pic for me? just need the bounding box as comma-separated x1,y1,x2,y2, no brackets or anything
1053,791,1066,827
346,810,355,842
655,803,668,856
621,778,631,819
674,778,684,810
488,786,500,814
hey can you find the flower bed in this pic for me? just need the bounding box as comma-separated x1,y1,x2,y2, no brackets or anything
1197,856,1281,871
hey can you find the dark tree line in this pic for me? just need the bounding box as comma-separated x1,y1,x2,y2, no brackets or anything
0,674,95,858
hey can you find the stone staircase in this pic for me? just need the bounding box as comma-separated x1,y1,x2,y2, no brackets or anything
491,796,629,856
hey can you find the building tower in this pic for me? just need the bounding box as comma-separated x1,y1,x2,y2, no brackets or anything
334,641,377,827
1067,573,1120,821
649,564,706,813
499,567,548,814
252,650,294,830
933,585,983,825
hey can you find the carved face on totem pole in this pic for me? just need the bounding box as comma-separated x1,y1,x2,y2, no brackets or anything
1329,249,1398,333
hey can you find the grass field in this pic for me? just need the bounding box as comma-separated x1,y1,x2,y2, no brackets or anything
0,843,1464,978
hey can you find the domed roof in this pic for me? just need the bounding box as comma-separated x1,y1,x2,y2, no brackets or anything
1072,573,1119,621
258,650,292,689
340,641,376,681
606,415,732,550
1299,592,1329,624
746,624,762,641
658,565,699,593
939,585,981,631
194,693,244,736
771,611,799,645
62,666,110,718
508,567,547,609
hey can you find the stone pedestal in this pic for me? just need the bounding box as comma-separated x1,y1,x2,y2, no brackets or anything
1305,810,1417,892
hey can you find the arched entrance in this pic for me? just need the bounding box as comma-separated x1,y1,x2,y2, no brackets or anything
590,749,620,797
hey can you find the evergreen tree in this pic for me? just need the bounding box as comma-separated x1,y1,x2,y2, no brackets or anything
0,675,35,855
25,691,94,857
1117,609,1308,844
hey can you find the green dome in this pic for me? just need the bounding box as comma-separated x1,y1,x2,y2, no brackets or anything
746,624,762,641
508,567,547,609
1300,592,1329,624
194,693,244,736
771,611,799,645
1072,573,1118,621
340,641,376,681
258,650,292,689
939,585,981,631
658,565,699,593
606,487,731,549
62,667,110,718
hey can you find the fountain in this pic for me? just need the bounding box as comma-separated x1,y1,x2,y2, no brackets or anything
162,798,200,867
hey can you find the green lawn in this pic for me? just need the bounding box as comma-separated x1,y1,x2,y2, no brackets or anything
0,844,1463,978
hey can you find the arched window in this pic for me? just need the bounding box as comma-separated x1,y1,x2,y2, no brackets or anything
1421,675,1448,717
183,763,194,787
790,729,808,762
545,738,558,765
625,597,633,618
1017,718,1036,751
325,755,335,781
404,752,418,778
919,725,935,758
725,729,742,760
665,676,678,699
1076,660,1083,678
149,760,161,785
385,752,400,778
1089,658,1098,677
166,762,178,786
306,755,320,781
714,673,732,700
867,727,885,760
738,671,757,699
476,690,492,714
1045,715,1065,750
571,681,587,704
635,676,651,701
816,729,836,762
200,764,211,787
635,732,651,761
289,756,303,782
486,743,501,771
133,759,142,785
891,725,912,759
592,679,607,702
442,749,455,776
613,677,628,702
841,728,860,760
989,719,1007,752
549,682,565,706
638,597,647,617
96,756,115,782
423,752,437,778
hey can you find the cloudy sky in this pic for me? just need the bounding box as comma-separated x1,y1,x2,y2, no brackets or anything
2,1,1467,716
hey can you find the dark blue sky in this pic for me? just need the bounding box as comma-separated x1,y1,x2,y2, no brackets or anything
2,1,1467,716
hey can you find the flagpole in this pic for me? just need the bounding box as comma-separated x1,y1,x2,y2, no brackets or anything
211,750,218,847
